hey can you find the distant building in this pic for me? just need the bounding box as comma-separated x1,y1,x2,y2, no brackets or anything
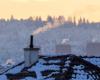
55,44,71,54
86,42,100,56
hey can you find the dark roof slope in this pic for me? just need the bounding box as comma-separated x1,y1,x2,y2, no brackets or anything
0,54,100,80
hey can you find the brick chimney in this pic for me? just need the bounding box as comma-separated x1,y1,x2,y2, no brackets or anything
24,35,40,67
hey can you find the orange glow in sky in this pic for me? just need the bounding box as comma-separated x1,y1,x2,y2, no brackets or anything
0,0,100,22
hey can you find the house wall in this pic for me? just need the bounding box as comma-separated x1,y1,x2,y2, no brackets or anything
24,50,39,67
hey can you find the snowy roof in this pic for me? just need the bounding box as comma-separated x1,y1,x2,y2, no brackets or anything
0,55,100,80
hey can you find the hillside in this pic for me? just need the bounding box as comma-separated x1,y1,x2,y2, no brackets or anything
0,18,100,64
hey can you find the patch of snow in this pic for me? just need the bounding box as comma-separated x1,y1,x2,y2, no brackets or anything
6,63,24,74
83,57,100,67
0,75,7,80
48,60,61,63
28,61,60,79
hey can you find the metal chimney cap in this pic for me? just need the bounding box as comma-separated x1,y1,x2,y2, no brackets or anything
29,35,34,48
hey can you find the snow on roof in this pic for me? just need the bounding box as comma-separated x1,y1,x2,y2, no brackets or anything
83,57,100,67
6,63,24,74
0,75,7,80
0,55,100,80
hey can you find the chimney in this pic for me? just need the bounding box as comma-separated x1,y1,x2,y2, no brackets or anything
29,35,34,48
24,35,40,67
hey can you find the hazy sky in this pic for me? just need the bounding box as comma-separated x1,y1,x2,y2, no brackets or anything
0,0,100,22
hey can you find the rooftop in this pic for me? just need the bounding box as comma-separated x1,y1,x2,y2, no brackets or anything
0,54,100,80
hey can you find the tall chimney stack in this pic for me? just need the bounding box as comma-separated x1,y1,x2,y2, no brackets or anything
24,35,40,67
29,35,33,48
